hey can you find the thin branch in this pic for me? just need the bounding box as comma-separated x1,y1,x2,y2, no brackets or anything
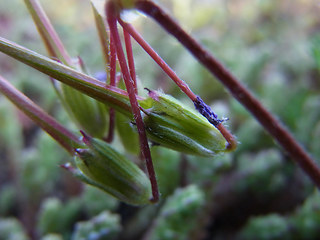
123,28,138,94
119,19,196,101
105,34,117,143
109,34,117,86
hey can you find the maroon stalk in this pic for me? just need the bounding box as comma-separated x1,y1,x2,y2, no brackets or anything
119,19,196,101
105,34,117,143
123,28,138,94
135,0,320,189
109,34,117,86
106,1,159,202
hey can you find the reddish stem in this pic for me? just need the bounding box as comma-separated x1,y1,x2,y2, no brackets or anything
105,34,117,143
106,1,159,203
123,28,138,94
118,19,196,101
135,0,320,189
216,123,237,151
109,34,117,86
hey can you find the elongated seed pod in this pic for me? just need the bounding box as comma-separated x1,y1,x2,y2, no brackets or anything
141,90,228,156
73,133,152,205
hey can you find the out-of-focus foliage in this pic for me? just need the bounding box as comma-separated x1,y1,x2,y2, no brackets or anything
71,211,121,240
41,234,63,240
0,218,29,240
147,185,205,240
239,191,320,240
37,198,82,237
0,0,319,239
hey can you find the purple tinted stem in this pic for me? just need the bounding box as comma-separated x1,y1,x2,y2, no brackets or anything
109,34,117,86
123,28,138,94
119,19,196,101
106,1,159,202
0,75,80,154
136,0,320,189
105,34,117,143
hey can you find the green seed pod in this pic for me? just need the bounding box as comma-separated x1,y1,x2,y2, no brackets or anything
116,111,140,154
141,91,227,156
61,84,109,138
72,132,152,205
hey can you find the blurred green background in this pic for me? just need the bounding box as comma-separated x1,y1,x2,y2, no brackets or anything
0,0,319,239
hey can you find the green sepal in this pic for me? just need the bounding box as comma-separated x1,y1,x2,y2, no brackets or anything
140,91,227,156
61,84,109,138
72,134,152,205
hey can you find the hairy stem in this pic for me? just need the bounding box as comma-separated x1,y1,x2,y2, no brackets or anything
135,0,320,189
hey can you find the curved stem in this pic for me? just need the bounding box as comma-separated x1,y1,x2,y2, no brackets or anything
135,0,320,189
